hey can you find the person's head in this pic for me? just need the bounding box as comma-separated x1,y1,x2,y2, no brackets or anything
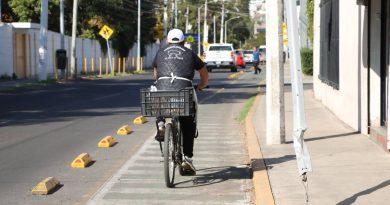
253,47,257,51
167,29,185,45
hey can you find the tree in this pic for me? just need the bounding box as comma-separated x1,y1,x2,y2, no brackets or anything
307,0,314,44
9,0,61,32
8,0,158,58
243,32,265,49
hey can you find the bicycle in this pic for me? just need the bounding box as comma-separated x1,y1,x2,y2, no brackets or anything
140,87,197,188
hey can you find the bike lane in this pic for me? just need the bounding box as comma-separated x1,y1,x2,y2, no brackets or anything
87,69,262,205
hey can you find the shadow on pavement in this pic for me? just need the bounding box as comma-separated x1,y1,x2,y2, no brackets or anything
336,179,390,205
284,132,360,144
263,155,296,170
173,165,251,188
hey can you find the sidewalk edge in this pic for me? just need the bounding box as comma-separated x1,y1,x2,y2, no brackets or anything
245,94,275,205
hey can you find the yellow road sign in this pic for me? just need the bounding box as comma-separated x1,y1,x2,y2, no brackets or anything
186,35,194,44
99,25,114,39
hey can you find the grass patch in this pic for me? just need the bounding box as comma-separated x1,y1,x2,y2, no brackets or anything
1,78,58,92
237,96,256,123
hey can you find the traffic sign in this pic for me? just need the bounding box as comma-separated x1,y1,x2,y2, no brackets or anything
99,25,114,39
186,35,194,44
184,34,201,43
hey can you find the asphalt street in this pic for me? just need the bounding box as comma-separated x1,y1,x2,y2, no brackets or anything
0,66,265,204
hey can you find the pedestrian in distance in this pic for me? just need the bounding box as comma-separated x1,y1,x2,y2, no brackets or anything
252,47,261,74
152,28,209,175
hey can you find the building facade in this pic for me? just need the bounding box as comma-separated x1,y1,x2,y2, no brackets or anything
313,0,390,150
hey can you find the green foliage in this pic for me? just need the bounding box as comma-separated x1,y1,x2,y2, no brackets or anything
237,95,256,123
301,48,313,75
8,0,158,58
307,0,314,44
174,0,251,45
9,0,61,32
0,74,12,81
243,32,266,49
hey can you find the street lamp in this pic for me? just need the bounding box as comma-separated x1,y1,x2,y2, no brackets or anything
225,16,240,43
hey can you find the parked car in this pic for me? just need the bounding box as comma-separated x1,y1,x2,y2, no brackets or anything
204,43,237,72
235,50,246,68
259,45,266,64
243,50,254,64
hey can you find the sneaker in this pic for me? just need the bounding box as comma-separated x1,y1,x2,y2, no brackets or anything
181,156,196,175
154,131,164,142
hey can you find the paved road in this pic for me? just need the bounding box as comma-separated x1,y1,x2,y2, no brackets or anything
0,66,264,204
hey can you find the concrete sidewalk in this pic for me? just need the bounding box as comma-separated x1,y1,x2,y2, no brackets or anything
253,67,390,204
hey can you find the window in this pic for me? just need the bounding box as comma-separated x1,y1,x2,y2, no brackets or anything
319,0,339,89
208,46,232,51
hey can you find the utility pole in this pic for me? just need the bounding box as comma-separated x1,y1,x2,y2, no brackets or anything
137,0,141,71
38,0,48,81
225,17,240,43
59,0,65,79
220,0,224,43
174,0,178,28
70,0,78,79
171,1,174,29
213,15,216,43
60,0,64,49
266,0,285,144
0,0,2,23
203,0,208,45
198,7,201,56
164,0,168,37
185,6,189,33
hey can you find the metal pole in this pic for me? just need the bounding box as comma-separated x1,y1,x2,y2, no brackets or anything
59,0,65,79
225,17,239,43
70,0,78,79
185,6,189,33
220,0,224,43
213,15,216,43
60,0,64,49
164,0,168,37
137,0,141,71
203,0,208,45
106,39,113,74
38,0,48,81
224,20,227,43
266,0,285,144
174,0,177,28
198,8,201,56
171,1,174,29
285,0,312,176
0,0,2,23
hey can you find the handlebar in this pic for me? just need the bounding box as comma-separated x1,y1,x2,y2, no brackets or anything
194,85,209,91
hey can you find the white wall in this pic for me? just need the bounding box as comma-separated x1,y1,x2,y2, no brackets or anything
0,23,159,78
128,42,160,70
0,24,14,76
313,1,361,130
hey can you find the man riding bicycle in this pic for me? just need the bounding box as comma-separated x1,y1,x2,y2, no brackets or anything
153,29,208,175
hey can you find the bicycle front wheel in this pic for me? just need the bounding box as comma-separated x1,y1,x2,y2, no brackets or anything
164,123,176,188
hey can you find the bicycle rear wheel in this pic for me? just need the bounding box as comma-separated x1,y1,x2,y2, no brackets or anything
164,123,176,188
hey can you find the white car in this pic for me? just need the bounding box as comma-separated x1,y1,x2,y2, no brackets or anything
204,43,237,72
243,50,254,64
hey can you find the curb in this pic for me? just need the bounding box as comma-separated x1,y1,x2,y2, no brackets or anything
245,94,275,205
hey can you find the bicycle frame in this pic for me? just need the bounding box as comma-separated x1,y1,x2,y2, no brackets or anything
159,116,184,166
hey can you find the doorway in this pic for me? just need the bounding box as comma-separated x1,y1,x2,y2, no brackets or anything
14,33,27,79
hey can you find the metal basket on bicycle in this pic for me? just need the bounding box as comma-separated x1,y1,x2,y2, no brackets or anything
140,87,195,117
